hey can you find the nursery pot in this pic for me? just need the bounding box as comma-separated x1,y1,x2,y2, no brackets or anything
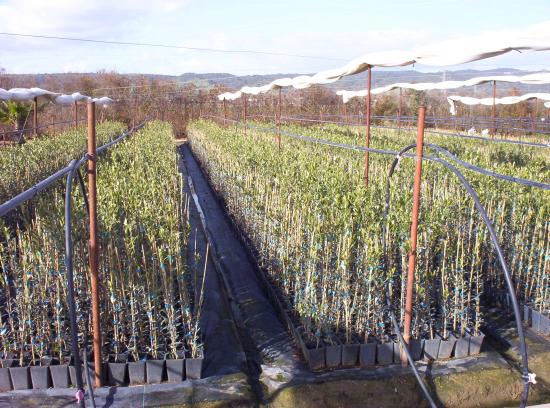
359,343,376,368
0,368,12,392
146,360,165,384
423,338,441,361
166,359,185,382
436,333,456,359
532,309,542,333
539,314,550,336
30,366,51,389
128,361,146,386
342,344,360,367
185,358,203,380
107,362,128,386
523,304,532,324
307,347,325,371
50,364,70,389
469,331,485,355
409,339,424,361
376,342,394,365
325,345,342,369
9,367,31,390
453,333,471,358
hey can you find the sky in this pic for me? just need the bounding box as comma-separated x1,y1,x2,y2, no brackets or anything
0,0,549,77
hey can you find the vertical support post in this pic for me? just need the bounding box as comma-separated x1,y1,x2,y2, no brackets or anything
363,65,372,187
87,101,102,388
343,100,348,126
277,88,282,149
33,96,38,136
74,101,78,128
398,88,403,133
402,106,426,364
223,98,227,127
244,95,247,136
491,80,496,136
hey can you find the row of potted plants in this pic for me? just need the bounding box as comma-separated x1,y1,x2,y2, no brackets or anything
0,354,203,391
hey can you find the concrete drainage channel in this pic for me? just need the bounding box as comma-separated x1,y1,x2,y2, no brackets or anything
2,141,548,408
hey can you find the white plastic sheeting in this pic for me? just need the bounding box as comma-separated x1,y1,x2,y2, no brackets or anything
218,23,550,101
0,87,113,106
336,73,550,103
447,93,550,115
545,101,550,108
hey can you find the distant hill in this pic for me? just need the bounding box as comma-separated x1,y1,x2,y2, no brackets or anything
3,68,550,95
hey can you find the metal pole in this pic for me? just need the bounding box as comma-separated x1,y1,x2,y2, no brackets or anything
223,99,227,127
244,96,247,136
491,81,497,135
277,88,282,149
364,65,372,187
402,106,426,364
74,101,78,128
33,96,38,136
398,88,403,133
87,101,102,387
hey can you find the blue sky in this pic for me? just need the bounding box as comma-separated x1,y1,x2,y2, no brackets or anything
0,0,549,76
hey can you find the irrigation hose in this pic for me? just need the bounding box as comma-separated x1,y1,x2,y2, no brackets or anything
383,143,534,408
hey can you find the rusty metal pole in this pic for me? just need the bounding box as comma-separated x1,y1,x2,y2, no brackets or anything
402,106,426,365
33,96,38,136
87,101,102,387
398,88,403,133
244,95,247,136
277,88,282,149
74,101,78,128
363,65,372,187
491,80,496,136
223,98,227,127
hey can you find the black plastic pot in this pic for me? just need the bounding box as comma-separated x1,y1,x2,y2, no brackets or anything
359,343,376,367
376,342,394,365
185,358,203,380
325,345,342,369
50,365,70,388
342,344,359,367
453,333,470,358
540,314,550,336
128,361,146,386
469,332,485,355
307,347,325,371
9,367,31,390
0,368,12,392
532,309,542,332
409,339,424,361
146,360,165,384
436,334,456,359
30,366,51,389
423,338,441,361
107,362,128,386
523,304,532,324
166,359,185,382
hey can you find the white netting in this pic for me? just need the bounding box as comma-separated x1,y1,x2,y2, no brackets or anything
0,88,113,106
217,22,550,101
336,73,550,103
447,93,550,115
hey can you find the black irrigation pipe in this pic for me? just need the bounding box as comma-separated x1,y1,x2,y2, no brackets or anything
231,119,550,190
277,116,550,148
382,143,533,408
0,122,146,218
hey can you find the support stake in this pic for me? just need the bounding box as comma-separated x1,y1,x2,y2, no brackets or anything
87,101,102,387
363,65,372,187
33,96,38,136
402,106,426,364
277,88,282,149
492,80,496,136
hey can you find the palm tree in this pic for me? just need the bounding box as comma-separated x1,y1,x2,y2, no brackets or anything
0,101,32,143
